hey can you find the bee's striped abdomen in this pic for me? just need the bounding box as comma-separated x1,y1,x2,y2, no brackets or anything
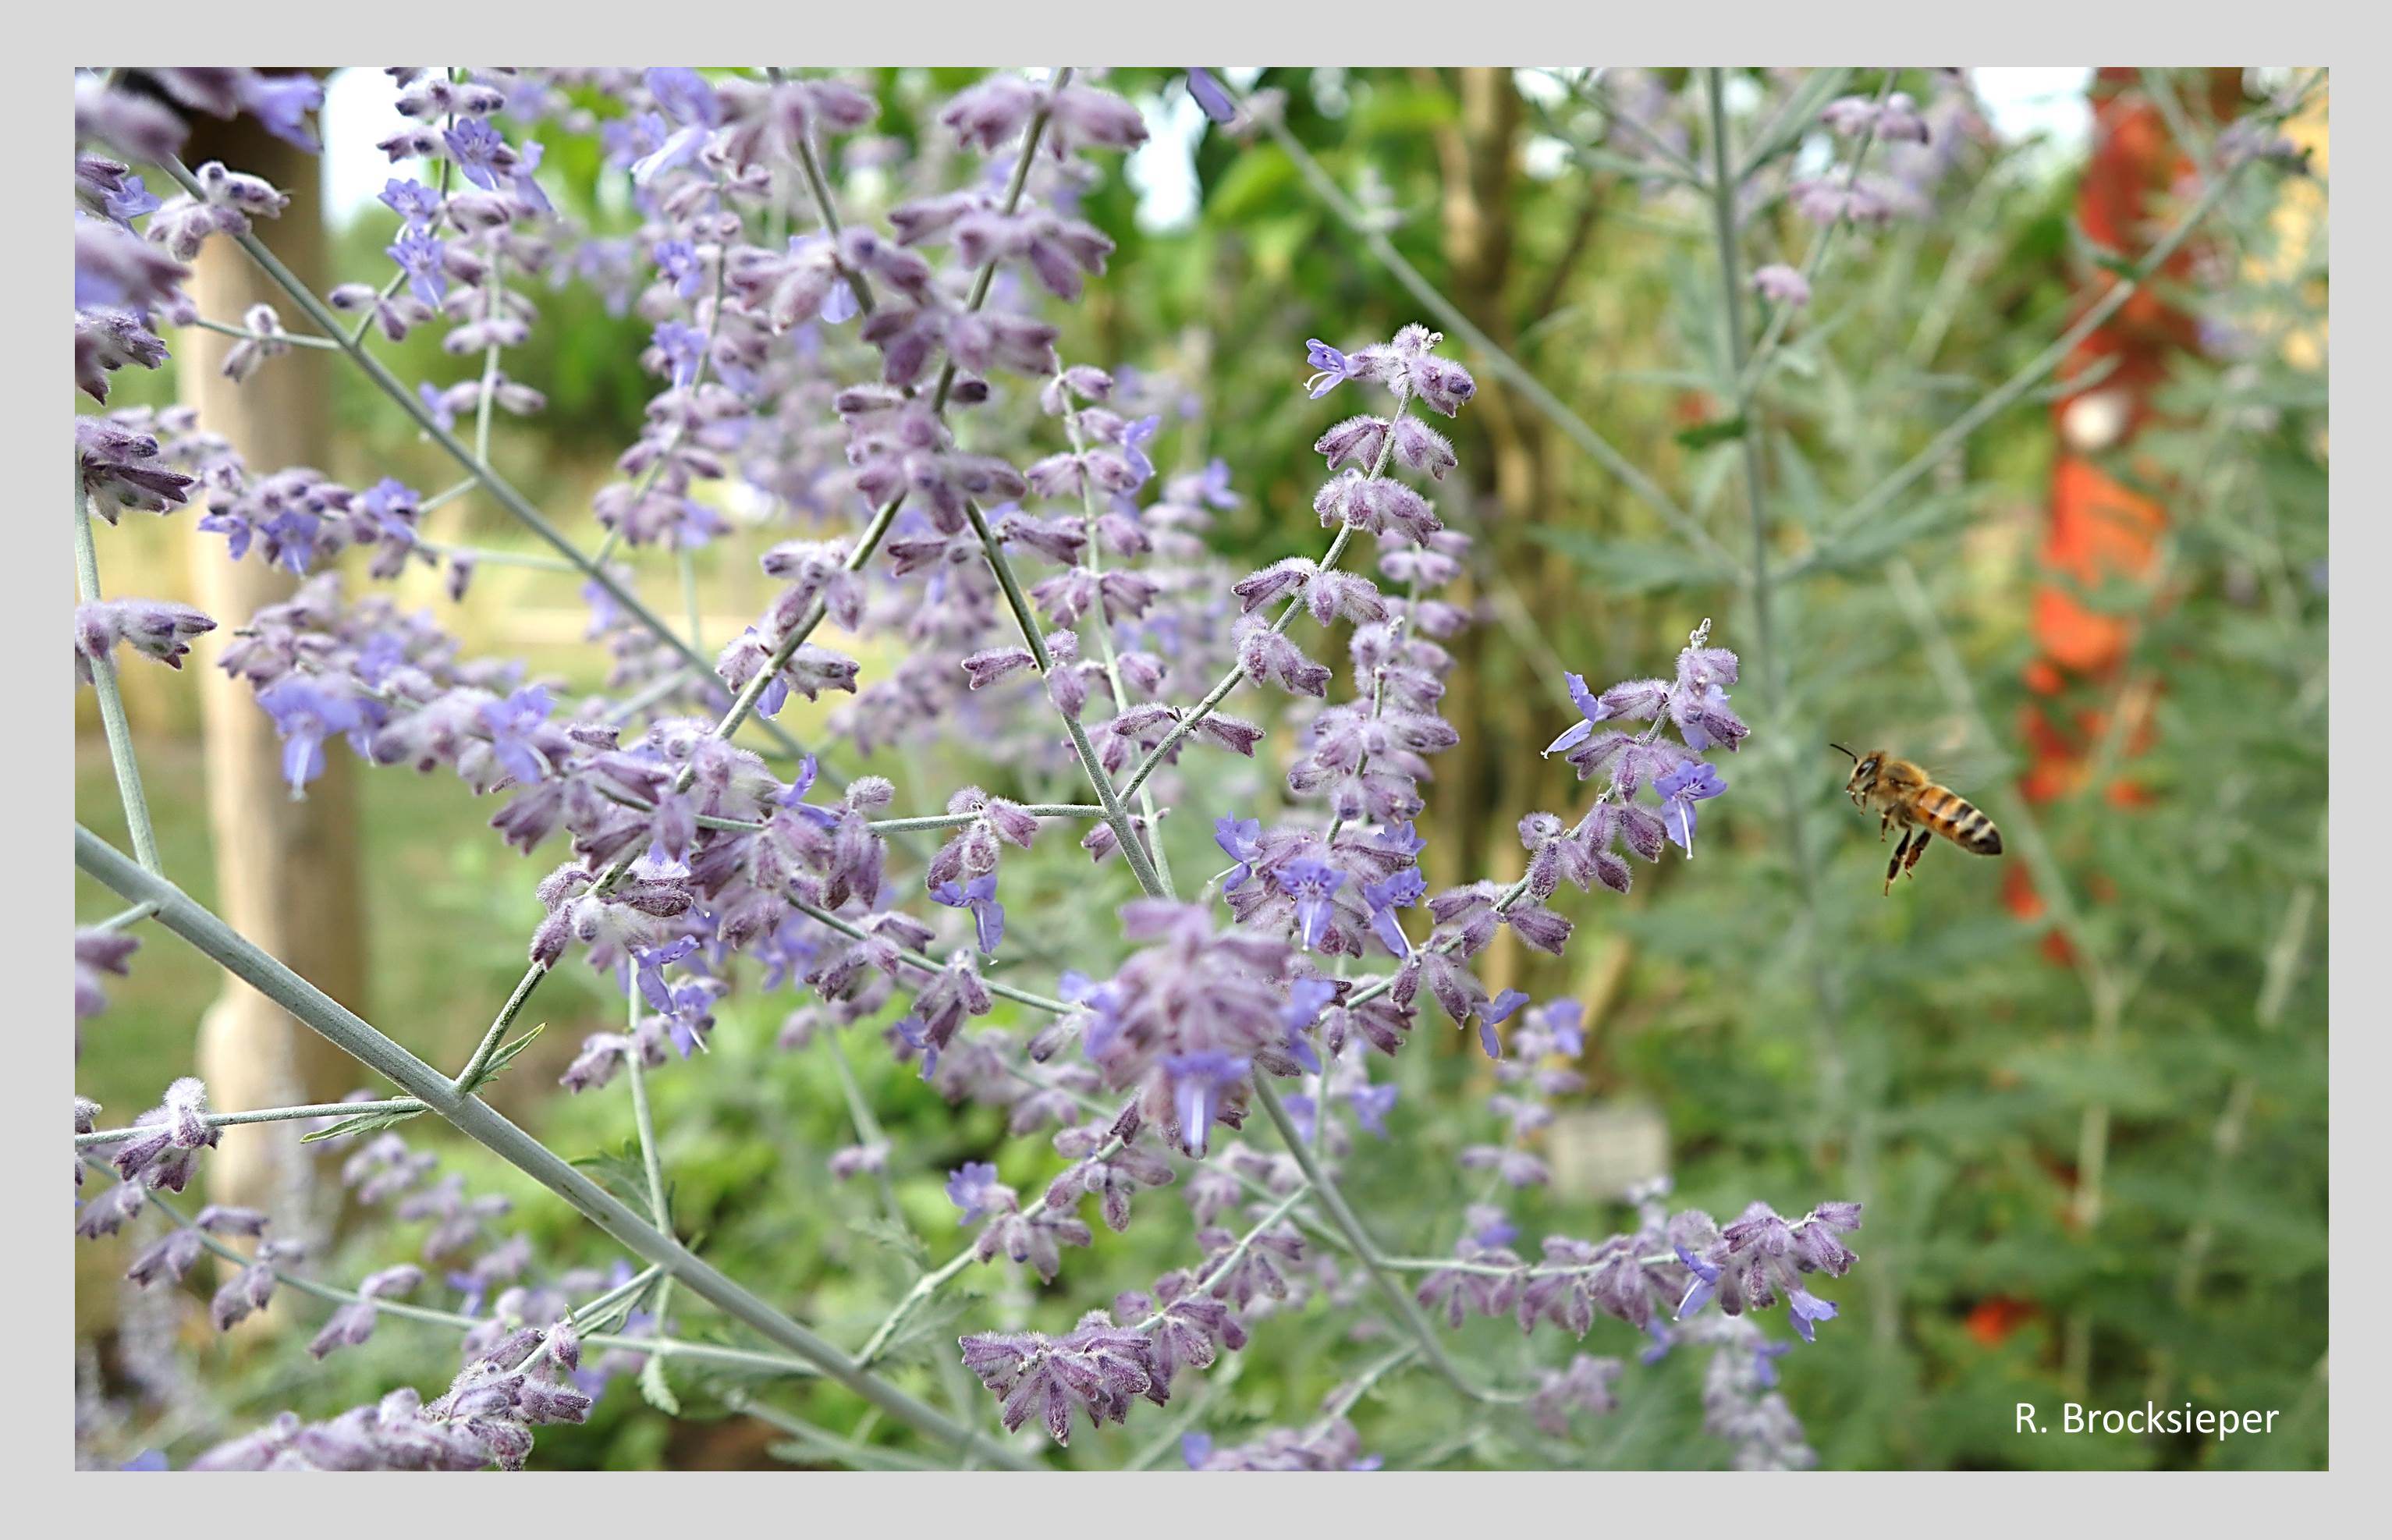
1916,787,2003,856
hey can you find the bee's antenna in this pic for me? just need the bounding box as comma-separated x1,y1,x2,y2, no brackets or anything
1828,742,1858,761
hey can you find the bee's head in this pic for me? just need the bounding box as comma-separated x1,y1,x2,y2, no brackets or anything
1829,743,1879,791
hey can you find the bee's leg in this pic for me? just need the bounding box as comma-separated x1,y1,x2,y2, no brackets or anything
1903,830,1930,882
1878,810,1891,843
1883,829,1913,894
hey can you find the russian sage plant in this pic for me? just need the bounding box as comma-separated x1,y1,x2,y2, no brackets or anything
73,66,1863,1471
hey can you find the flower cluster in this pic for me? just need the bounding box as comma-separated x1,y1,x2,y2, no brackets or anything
69,66,1893,1473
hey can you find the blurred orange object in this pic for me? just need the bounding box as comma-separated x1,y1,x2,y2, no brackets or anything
2008,69,2241,930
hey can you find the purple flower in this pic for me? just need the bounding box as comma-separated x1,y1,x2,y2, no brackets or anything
477,684,554,786
1753,263,1811,307
1347,1081,1398,1136
1361,868,1422,957
1303,339,1361,399
381,177,441,227
653,321,707,389
1187,69,1237,125
1542,672,1613,758
630,936,699,1014
1213,816,1261,891
509,140,555,215
1274,858,1346,952
1787,1286,1839,1343
239,72,325,152
1162,1050,1250,1155
384,229,447,309
444,118,511,192
1674,1244,1720,1318
1652,761,1726,854
931,872,1006,956
1120,414,1162,488
653,239,704,300
1478,988,1530,1059
645,67,722,128
256,678,365,793
1280,975,1337,1073
946,1161,1010,1226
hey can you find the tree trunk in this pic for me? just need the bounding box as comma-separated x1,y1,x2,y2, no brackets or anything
177,106,367,1232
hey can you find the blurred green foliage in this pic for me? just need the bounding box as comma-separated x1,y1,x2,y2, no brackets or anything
74,67,2326,1471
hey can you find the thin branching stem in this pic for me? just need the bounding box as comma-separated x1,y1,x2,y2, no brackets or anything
73,469,162,872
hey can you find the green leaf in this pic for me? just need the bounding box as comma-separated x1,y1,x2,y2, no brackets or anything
300,1106,426,1144
571,1142,657,1209
639,1350,682,1417
463,1021,545,1093
875,1288,983,1368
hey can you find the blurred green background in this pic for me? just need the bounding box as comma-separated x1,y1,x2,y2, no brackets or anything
73,67,2327,1469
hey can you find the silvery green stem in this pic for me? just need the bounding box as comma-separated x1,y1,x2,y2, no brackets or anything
409,539,581,573
679,547,704,655
782,896,1070,1015
765,66,878,318
77,1098,424,1148
153,154,814,771
823,1027,903,1219
1708,69,1870,1212
452,962,545,1091
182,314,341,349
1134,1183,1310,1332
1312,1341,1419,1431
623,998,672,1231
1066,408,1176,896
471,243,506,463
958,491,1168,899
621,992,681,1411
1251,1080,1483,1401
75,824,1038,1470
869,804,1104,834
74,470,161,872
94,900,158,931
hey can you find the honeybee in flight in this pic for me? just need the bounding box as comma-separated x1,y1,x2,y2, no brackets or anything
1829,744,2003,894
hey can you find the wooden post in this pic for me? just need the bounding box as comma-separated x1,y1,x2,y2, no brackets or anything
176,105,368,1228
